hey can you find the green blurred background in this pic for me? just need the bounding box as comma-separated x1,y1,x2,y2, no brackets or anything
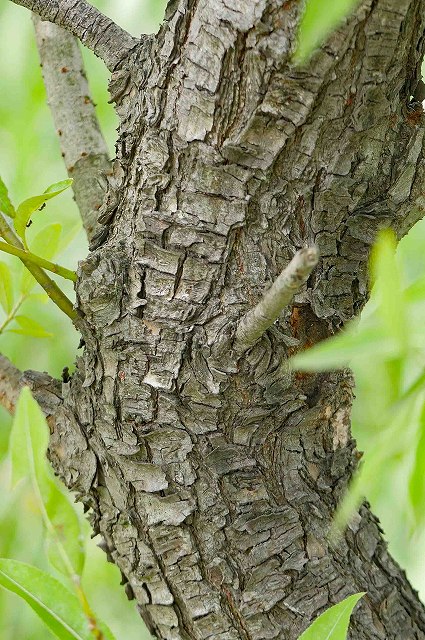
1,1,425,638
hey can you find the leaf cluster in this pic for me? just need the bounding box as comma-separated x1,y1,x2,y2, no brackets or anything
292,229,425,535
0,388,115,640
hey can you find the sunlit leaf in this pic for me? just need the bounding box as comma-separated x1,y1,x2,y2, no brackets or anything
14,179,72,246
9,315,52,338
0,260,14,313
0,559,98,640
294,0,361,64
298,592,365,640
0,175,16,218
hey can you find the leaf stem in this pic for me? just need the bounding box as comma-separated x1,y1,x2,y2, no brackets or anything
0,214,77,320
0,240,76,281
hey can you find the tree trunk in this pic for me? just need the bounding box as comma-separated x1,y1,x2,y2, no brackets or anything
45,0,425,638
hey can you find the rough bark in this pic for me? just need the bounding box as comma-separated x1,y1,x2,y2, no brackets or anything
27,0,425,638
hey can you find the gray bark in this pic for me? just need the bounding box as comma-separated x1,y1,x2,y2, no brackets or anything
33,16,111,241
34,0,425,638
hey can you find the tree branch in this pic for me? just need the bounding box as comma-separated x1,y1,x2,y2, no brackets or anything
234,247,319,354
11,0,138,71
0,214,76,321
33,16,111,241
0,353,62,418
0,240,76,281
0,354,23,414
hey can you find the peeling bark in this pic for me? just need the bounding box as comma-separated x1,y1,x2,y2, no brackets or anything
40,0,425,638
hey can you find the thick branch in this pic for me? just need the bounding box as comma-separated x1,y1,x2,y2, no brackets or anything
11,0,138,71
33,16,111,241
234,247,319,354
0,353,62,418
0,354,23,414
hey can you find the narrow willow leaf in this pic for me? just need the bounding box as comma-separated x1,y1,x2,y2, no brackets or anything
9,386,48,488
371,230,407,397
9,388,85,578
291,324,397,372
0,559,98,640
9,315,52,338
0,175,16,218
298,592,365,640
44,479,85,578
14,179,72,245
371,229,406,347
294,0,361,64
0,260,14,313
408,398,425,526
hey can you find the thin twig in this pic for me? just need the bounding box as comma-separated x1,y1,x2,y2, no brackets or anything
0,214,77,321
10,0,138,71
234,246,319,354
33,16,111,242
0,240,76,281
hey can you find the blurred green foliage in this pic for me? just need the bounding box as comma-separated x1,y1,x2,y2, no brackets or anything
0,2,166,638
294,0,361,63
3,387,115,640
293,222,425,600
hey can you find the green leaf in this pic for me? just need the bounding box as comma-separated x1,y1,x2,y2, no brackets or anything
9,388,85,579
21,223,63,294
10,386,48,489
14,179,72,246
334,394,419,532
29,223,63,260
0,260,14,313
44,479,85,578
371,230,407,397
294,0,361,64
0,175,16,218
9,315,52,338
0,559,97,640
298,592,365,640
408,397,425,526
371,230,406,345
291,323,397,372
